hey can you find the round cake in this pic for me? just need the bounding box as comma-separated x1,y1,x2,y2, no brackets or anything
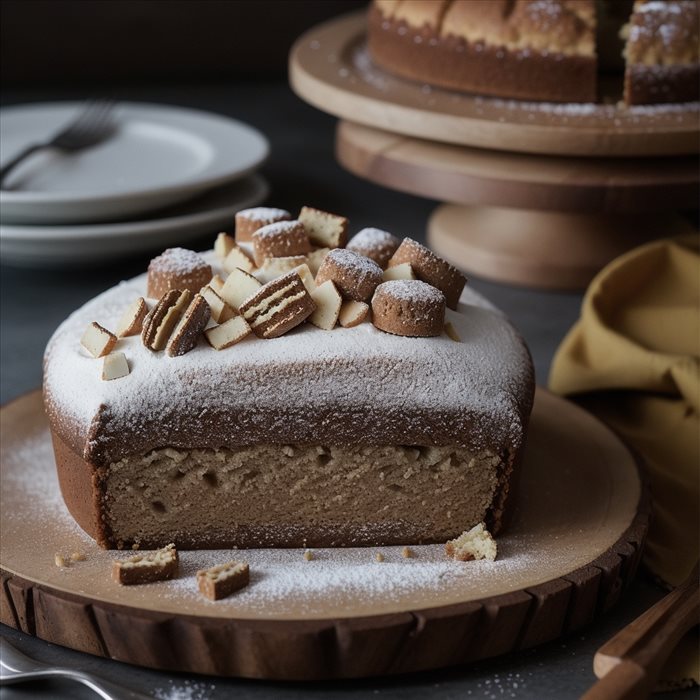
368,0,699,105
44,210,534,550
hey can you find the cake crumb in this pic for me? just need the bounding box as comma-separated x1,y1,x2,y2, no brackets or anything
445,522,497,561
402,546,413,558
54,553,68,568
375,552,384,562
131,543,140,550
70,551,86,562
303,549,314,561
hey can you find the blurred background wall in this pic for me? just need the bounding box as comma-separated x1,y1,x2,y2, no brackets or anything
0,0,365,86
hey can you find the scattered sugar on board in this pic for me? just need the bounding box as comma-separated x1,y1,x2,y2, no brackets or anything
154,681,215,700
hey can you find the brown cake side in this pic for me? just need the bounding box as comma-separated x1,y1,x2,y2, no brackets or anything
368,1,597,103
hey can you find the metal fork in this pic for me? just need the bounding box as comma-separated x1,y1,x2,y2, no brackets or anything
0,636,153,699
0,99,115,187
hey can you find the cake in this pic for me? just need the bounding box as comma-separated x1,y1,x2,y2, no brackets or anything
368,0,699,105
43,208,534,550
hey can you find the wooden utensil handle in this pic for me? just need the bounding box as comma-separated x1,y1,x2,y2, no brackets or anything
583,566,699,700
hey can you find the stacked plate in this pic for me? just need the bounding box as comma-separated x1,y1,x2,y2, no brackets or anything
0,102,270,267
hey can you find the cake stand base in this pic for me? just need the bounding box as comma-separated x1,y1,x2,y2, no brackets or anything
428,205,695,290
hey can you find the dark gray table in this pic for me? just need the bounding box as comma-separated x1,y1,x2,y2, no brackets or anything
0,83,689,699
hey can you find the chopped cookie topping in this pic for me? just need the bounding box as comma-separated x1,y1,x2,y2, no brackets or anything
235,206,291,243
371,280,446,337
299,206,349,248
112,543,179,585
196,560,250,600
239,270,316,339
102,352,130,381
141,290,193,351
338,300,369,328
115,298,148,338
309,280,343,330
205,315,252,350
80,322,117,358
166,294,210,357
252,220,311,266
147,248,212,300
383,262,415,281
444,321,462,342
387,238,466,310
347,227,400,268
316,248,384,303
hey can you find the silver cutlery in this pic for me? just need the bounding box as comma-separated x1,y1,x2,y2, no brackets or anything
0,636,153,699
0,99,115,187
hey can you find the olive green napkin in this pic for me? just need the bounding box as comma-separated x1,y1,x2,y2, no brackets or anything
549,235,699,690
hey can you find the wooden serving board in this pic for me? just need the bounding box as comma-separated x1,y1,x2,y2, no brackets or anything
289,13,699,157
0,389,649,680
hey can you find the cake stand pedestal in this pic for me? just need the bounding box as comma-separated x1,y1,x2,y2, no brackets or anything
336,121,697,289
290,13,699,289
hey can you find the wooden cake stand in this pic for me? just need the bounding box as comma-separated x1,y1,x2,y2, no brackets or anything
1,389,649,680
290,13,699,289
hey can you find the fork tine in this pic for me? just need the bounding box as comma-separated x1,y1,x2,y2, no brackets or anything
69,99,115,143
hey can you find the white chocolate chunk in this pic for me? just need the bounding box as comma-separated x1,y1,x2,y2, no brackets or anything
309,280,342,330
220,268,262,311
293,263,317,294
201,286,237,323
115,298,148,338
444,321,461,342
102,352,129,381
80,322,117,358
209,274,225,293
307,247,330,275
255,256,308,284
214,232,236,261
338,300,369,328
205,316,252,350
383,262,415,281
223,244,256,274
299,207,348,248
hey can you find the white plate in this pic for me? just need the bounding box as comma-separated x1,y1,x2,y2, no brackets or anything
0,102,269,224
0,174,268,268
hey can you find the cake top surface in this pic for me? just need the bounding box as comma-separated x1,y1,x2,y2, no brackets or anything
44,253,533,463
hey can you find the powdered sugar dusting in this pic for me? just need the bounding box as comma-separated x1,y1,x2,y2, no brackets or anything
237,206,290,220
252,220,303,239
148,248,209,276
378,279,445,304
348,227,399,252
44,252,531,464
323,247,383,277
